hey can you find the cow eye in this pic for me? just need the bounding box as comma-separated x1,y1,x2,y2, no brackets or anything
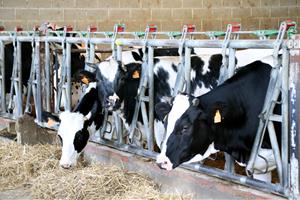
182,125,189,133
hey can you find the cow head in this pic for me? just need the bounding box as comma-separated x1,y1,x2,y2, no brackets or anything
112,62,142,110
155,94,215,170
57,111,89,168
44,111,89,169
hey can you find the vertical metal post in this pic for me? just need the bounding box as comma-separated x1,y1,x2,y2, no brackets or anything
147,46,154,151
116,45,122,61
16,40,22,116
227,48,236,78
0,41,5,113
66,42,71,111
89,43,95,63
281,47,289,191
35,40,42,122
45,40,51,112
289,37,300,199
184,47,191,94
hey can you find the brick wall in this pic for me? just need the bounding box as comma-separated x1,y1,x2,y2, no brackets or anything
0,0,299,32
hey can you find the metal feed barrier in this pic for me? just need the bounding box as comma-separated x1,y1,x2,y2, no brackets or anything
0,21,299,199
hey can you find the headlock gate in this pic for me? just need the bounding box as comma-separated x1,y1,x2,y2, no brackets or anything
0,21,299,199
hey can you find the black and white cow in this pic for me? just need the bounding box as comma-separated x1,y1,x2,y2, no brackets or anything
154,57,279,178
45,78,104,168
111,48,276,149
112,54,222,148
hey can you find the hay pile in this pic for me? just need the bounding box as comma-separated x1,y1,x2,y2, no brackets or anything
0,141,190,199
0,141,60,190
31,165,174,200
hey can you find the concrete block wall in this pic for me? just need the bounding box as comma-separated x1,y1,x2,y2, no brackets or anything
0,0,299,32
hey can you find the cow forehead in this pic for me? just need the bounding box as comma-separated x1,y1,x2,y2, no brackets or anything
98,60,118,82
58,112,84,138
166,95,191,136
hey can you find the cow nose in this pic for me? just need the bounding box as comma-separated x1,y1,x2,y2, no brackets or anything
156,161,167,170
60,164,71,169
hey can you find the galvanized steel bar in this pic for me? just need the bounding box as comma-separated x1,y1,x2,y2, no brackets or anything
0,41,5,112
227,48,236,78
89,43,95,63
281,47,289,191
16,40,22,116
0,36,278,49
184,47,191,94
114,38,276,49
289,37,300,199
45,40,51,111
66,42,72,111
147,46,154,151
112,111,123,144
25,38,35,114
35,40,42,122
116,45,122,61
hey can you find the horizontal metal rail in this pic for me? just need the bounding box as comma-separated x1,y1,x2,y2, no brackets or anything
0,35,283,49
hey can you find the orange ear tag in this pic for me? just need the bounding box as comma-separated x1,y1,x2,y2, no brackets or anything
132,70,140,79
47,118,56,127
214,110,222,123
81,76,89,85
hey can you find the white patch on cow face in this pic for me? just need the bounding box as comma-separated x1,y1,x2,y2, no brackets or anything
98,59,119,82
58,111,85,168
156,94,190,166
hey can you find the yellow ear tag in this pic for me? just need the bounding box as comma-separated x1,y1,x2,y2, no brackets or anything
81,76,89,85
214,110,222,123
132,70,140,79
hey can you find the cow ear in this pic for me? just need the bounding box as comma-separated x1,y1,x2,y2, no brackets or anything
42,111,61,127
155,102,172,121
192,98,200,107
132,51,143,62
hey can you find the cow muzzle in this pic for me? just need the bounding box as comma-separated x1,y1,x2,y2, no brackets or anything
60,163,72,169
156,161,173,171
